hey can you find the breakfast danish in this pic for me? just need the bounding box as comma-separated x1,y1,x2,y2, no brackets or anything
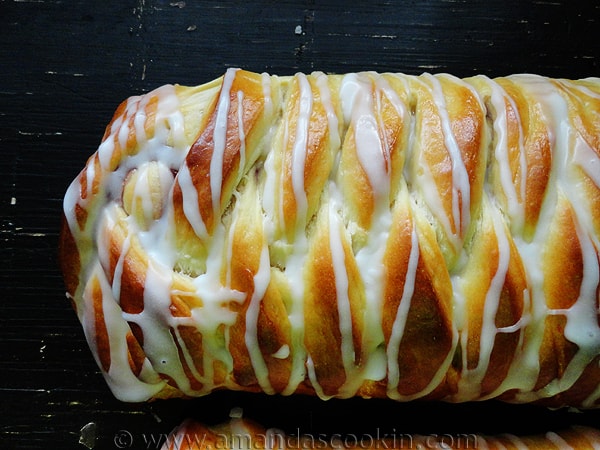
59,68,600,408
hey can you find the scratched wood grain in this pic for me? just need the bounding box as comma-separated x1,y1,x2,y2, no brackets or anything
1,0,599,449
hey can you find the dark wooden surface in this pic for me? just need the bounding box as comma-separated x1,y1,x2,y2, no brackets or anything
2,1,600,449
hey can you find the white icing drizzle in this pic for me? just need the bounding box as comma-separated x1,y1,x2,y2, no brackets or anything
186,225,246,391
472,75,528,232
261,147,278,240
503,434,530,450
340,72,409,387
314,71,341,153
573,133,600,190
237,90,247,179
567,78,600,100
280,233,309,397
290,73,312,229
586,379,600,410
84,262,166,401
386,217,457,400
327,185,359,397
110,232,130,305
551,219,600,406
210,68,239,221
341,73,389,197
178,162,209,240
377,73,409,121
259,75,311,395
95,205,118,291
366,73,407,351
386,220,419,398
541,76,600,395
276,120,288,235
305,354,330,399
96,108,122,169
84,156,97,200
545,432,573,449
244,242,275,394
261,72,273,120
489,76,558,402
277,74,318,395
131,259,195,393
504,74,600,403
457,199,513,401
421,73,472,241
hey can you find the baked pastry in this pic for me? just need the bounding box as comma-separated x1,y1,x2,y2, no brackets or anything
59,68,600,408
159,412,600,450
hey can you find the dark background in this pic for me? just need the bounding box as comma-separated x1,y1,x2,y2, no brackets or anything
2,1,600,449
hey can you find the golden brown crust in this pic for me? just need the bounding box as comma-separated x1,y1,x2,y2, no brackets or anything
160,416,600,450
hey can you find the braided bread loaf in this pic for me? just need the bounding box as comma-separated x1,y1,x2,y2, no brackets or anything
60,69,600,408
159,414,600,450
